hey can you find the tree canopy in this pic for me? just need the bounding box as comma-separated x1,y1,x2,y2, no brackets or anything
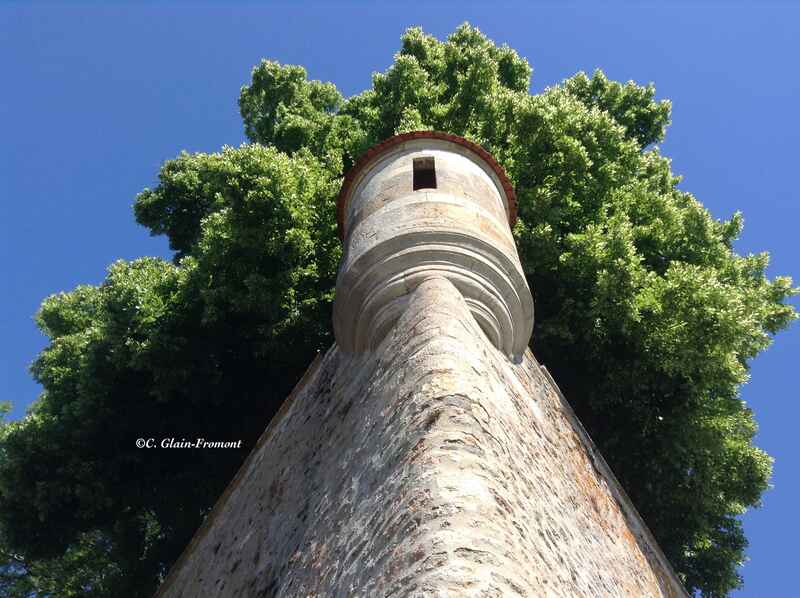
1,24,796,597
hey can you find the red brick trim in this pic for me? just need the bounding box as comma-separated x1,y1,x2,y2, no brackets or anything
336,131,517,241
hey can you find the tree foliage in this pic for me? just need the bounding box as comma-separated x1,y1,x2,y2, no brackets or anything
1,24,796,597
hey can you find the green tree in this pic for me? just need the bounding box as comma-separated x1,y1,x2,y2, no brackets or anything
1,24,795,597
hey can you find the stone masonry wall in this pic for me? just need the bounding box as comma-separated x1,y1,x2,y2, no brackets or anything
156,277,687,597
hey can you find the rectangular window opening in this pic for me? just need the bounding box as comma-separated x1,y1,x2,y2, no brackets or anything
413,156,437,190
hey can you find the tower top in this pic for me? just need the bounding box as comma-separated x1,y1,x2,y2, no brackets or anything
336,131,517,241
332,130,533,361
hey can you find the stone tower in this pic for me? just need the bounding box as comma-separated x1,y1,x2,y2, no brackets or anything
155,132,688,597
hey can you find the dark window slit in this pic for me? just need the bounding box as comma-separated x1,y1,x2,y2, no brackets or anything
413,156,437,190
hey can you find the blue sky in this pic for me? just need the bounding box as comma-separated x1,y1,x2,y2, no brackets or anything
1,2,798,595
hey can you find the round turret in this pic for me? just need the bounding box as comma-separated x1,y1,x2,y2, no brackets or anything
333,131,534,362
